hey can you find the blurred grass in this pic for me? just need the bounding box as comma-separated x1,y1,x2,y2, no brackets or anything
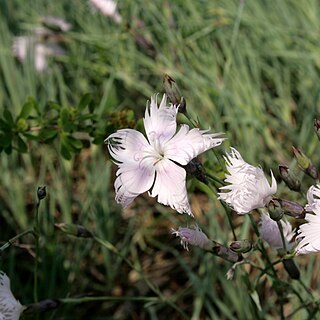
1,0,320,319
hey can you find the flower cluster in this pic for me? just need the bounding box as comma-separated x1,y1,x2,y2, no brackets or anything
106,91,320,258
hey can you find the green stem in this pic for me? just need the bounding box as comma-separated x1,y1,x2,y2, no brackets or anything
276,221,287,252
0,228,35,252
93,236,189,319
33,199,41,303
61,296,159,304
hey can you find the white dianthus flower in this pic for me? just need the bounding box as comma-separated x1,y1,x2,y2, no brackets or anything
105,94,224,216
0,271,25,320
296,185,320,255
218,148,277,214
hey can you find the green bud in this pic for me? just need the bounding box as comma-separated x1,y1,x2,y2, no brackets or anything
163,74,186,113
278,165,300,192
276,198,305,219
211,242,242,263
183,157,208,184
229,240,253,253
24,299,61,315
16,118,29,132
55,223,93,238
292,146,318,179
37,186,47,200
268,199,284,221
282,259,300,280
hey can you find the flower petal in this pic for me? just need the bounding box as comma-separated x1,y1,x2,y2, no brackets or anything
144,94,178,145
105,128,156,207
164,125,224,165
150,158,192,215
0,271,24,320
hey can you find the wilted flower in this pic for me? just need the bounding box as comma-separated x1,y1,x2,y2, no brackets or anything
171,225,213,251
105,94,224,215
259,213,294,250
0,271,25,320
296,185,320,255
89,0,122,23
218,148,277,214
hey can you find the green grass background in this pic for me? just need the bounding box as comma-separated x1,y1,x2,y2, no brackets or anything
1,0,320,319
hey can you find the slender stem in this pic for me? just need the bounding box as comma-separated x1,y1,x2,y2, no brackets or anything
93,236,189,319
61,296,159,304
276,221,287,252
0,229,35,252
206,173,225,186
33,199,41,303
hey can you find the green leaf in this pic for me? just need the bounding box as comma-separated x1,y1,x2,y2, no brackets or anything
60,107,74,132
16,135,28,153
2,131,12,148
0,118,12,131
3,109,14,126
39,128,58,142
19,99,34,119
66,136,83,150
78,93,92,111
250,291,262,312
60,138,72,160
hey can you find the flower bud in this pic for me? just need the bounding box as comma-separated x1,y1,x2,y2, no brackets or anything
54,223,93,238
229,240,253,253
183,157,208,184
278,165,300,192
171,225,213,251
282,259,300,280
37,186,47,200
314,119,320,141
24,299,61,315
268,199,284,221
292,146,318,180
211,243,243,263
276,198,305,219
163,74,186,113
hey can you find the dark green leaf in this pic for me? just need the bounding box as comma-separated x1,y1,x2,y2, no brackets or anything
3,109,14,126
78,93,92,112
60,107,74,132
17,135,28,153
39,128,58,142
66,135,83,150
0,119,12,131
60,139,72,160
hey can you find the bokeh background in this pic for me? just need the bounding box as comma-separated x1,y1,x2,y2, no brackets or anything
1,0,320,319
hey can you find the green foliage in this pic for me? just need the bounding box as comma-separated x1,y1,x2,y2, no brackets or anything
0,0,320,319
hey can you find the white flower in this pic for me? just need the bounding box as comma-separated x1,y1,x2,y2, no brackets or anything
259,213,294,250
218,148,277,214
171,225,212,251
12,36,65,72
296,185,320,255
105,94,224,215
42,16,72,32
89,0,122,23
0,271,25,320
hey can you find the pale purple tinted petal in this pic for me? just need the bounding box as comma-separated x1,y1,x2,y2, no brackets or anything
143,94,178,145
164,125,224,165
150,158,192,215
105,128,156,207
